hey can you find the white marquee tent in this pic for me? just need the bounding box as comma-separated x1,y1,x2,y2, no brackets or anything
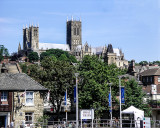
122,106,144,128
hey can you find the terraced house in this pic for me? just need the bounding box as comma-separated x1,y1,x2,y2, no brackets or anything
0,63,48,128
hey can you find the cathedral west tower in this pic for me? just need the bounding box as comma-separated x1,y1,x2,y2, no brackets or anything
66,18,82,51
23,24,39,52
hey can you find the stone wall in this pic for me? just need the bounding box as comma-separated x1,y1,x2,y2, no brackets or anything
13,91,44,126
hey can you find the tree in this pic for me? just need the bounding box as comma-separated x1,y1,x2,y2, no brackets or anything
139,61,148,65
122,79,151,117
28,52,39,62
78,55,126,118
0,45,9,62
40,49,77,63
27,57,76,119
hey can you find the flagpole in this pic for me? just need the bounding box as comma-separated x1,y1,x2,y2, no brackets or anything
119,77,122,128
108,83,112,127
66,88,67,122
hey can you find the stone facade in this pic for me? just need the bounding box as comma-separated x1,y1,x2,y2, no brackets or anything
13,91,44,126
18,19,128,69
67,19,82,51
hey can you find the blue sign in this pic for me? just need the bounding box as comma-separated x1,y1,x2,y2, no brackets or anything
121,87,125,104
74,86,76,103
108,93,111,107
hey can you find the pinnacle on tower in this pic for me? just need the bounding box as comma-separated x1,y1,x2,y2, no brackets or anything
71,15,73,21
67,16,68,22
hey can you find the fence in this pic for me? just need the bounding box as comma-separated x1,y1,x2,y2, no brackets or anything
15,119,160,128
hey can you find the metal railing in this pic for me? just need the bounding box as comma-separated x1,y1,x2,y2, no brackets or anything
14,119,160,128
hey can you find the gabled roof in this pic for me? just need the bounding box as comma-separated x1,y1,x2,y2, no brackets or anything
140,68,160,76
0,73,48,91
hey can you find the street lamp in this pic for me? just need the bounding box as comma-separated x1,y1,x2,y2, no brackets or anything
75,73,79,128
108,83,112,128
118,76,122,128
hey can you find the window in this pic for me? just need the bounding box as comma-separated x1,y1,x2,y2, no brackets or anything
158,76,160,82
85,45,88,52
77,28,79,35
1,91,8,101
150,77,152,83
25,112,33,124
74,28,76,35
26,92,34,106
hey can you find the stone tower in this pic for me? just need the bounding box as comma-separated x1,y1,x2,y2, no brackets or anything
104,44,116,64
23,24,39,52
66,17,82,51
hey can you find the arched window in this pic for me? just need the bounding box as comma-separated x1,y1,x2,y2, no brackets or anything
77,28,79,35
85,45,88,52
74,28,76,35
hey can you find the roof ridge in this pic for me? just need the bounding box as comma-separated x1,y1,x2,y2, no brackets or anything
155,68,160,75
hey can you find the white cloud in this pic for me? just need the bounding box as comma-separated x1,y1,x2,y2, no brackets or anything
0,18,23,23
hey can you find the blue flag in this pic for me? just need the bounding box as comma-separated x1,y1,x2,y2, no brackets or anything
108,93,111,107
74,86,76,103
65,92,66,105
121,87,125,104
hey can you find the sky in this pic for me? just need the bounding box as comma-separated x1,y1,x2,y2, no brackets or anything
0,0,160,62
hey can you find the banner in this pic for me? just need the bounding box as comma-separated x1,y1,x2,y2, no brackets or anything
121,87,125,104
74,86,76,103
64,92,66,105
108,93,111,107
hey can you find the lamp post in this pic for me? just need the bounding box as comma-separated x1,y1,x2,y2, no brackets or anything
75,73,79,128
109,83,112,127
118,76,122,128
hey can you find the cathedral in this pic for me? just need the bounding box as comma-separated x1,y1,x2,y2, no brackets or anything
18,18,128,69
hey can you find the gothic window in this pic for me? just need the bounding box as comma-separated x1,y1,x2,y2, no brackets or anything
77,28,79,35
111,57,114,63
85,45,88,52
34,30,37,36
36,43,38,48
74,28,76,35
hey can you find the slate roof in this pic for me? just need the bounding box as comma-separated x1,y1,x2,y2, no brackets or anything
140,68,160,76
0,73,48,91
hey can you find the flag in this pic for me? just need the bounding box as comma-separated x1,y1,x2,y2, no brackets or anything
74,86,76,103
108,93,111,107
121,87,125,104
20,89,26,97
64,91,67,105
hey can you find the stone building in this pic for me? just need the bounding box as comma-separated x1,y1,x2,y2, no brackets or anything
0,72,48,127
18,18,128,69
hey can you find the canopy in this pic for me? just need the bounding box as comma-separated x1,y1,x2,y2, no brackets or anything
122,106,144,120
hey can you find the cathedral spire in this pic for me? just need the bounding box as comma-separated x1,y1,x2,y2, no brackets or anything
18,42,21,52
67,16,68,22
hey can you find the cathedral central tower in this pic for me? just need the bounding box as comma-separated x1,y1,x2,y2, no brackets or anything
66,18,82,51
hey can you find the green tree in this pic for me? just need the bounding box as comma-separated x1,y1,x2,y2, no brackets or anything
28,52,39,62
27,57,76,119
122,79,151,117
139,61,148,65
0,45,9,62
78,55,126,118
40,49,77,63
